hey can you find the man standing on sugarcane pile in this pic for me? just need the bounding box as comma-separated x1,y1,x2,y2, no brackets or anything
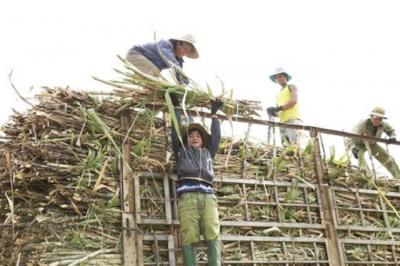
266,67,301,145
169,93,223,266
348,107,400,178
126,33,199,84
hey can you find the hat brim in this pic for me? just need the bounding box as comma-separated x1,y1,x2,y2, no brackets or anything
171,38,199,59
181,123,210,147
270,72,292,83
370,113,387,119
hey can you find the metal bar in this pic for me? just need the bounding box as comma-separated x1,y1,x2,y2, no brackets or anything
178,108,400,145
303,187,313,224
366,243,373,265
378,195,398,264
163,174,176,266
379,193,393,239
119,110,137,265
134,173,142,224
218,200,321,208
313,242,320,266
139,218,325,229
170,180,181,252
137,233,144,266
331,186,400,197
144,260,328,266
340,238,400,245
330,190,339,228
344,262,399,265
335,206,398,213
250,240,256,266
137,196,322,209
215,261,330,264
281,241,289,266
242,183,250,221
143,234,327,243
141,173,318,189
272,174,282,223
167,235,176,266
138,171,400,198
355,190,366,226
143,261,330,265
164,174,172,224
336,225,400,233
391,244,398,264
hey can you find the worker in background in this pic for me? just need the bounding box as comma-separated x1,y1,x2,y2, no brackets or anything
348,107,400,179
126,33,199,84
266,67,301,145
170,94,223,266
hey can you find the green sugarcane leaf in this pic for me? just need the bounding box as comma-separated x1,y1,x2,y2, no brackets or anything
86,108,132,173
165,88,184,147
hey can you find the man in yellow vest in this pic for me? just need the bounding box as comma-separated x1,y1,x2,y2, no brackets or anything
267,67,301,145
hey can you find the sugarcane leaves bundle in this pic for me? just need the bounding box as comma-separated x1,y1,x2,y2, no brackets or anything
94,56,262,117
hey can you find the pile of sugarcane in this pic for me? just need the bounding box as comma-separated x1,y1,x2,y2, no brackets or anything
94,57,263,118
2,69,400,265
0,87,169,265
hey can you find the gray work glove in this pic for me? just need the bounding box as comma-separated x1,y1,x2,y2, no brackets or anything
388,137,397,144
211,99,223,114
352,147,360,159
170,93,180,107
267,106,283,117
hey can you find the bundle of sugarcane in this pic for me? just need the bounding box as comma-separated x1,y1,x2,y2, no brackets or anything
220,241,328,263
0,87,168,265
344,244,399,263
221,227,324,238
214,138,400,191
93,57,262,118
334,187,400,241
142,240,170,265
214,140,317,184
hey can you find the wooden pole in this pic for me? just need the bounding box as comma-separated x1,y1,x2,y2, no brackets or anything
310,128,343,266
119,110,137,265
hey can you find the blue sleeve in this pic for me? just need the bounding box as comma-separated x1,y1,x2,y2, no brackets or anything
158,40,181,67
158,40,188,84
208,117,221,159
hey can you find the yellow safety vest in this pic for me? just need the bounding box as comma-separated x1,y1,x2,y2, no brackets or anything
276,85,300,122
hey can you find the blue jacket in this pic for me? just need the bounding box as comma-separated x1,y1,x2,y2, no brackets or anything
171,109,221,195
128,39,188,84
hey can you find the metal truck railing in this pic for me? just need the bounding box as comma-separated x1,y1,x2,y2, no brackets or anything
119,110,400,266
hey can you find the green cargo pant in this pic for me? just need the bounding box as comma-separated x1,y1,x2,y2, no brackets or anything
356,143,400,178
178,192,220,245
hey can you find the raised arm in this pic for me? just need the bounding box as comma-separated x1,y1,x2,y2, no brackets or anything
208,99,223,158
383,121,396,143
170,94,181,161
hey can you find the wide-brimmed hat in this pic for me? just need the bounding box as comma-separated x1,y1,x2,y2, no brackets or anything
181,123,210,147
370,106,387,119
269,67,292,82
170,33,199,59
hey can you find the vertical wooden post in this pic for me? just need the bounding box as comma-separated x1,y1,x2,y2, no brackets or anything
120,110,137,265
310,128,343,266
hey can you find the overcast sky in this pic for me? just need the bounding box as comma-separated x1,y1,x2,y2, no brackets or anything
1,0,400,175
